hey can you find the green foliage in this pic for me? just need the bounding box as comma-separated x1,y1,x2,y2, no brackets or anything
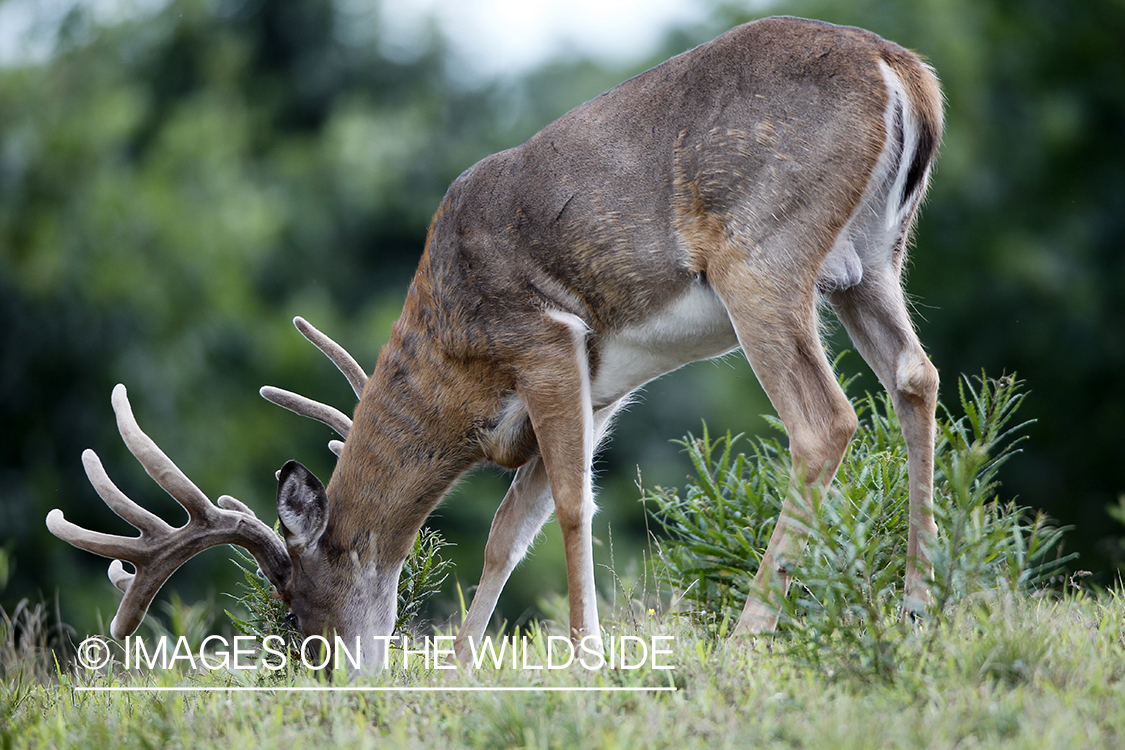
226,548,302,654
227,524,452,651
395,527,455,634
1103,495,1125,573
644,374,1074,682
638,424,787,622
0,547,11,593
928,376,1075,605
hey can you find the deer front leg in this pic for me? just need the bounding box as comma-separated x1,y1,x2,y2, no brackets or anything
516,310,602,649
454,458,554,664
455,399,626,666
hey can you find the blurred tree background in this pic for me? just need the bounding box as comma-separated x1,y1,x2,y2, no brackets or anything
1,0,1122,637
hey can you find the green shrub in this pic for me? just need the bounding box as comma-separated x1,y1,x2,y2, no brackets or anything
643,373,1074,681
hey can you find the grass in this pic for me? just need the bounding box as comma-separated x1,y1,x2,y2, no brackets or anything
4,374,1124,748
2,593,1124,748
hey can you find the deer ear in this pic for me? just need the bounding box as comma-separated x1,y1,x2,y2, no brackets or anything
276,460,328,555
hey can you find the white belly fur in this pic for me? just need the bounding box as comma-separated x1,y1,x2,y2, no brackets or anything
590,279,739,408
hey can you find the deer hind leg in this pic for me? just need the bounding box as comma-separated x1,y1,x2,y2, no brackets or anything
706,257,858,636
454,399,625,665
828,272,938,614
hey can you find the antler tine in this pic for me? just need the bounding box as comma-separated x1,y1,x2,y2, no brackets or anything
80,447,175,538
259,385,352,440
46,384,292,640
293,316,368,399
110,384,216,522
261,317,367,452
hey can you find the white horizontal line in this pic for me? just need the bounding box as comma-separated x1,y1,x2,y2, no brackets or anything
77,685,676,693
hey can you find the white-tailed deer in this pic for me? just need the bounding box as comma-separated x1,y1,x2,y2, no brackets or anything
48,17,942,670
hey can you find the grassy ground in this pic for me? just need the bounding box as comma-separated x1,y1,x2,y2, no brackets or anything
3,591,1123,749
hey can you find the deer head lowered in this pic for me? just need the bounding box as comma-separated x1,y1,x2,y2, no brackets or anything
48,16,943,671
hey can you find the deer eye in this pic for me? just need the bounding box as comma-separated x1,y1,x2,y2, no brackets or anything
284,611,298,629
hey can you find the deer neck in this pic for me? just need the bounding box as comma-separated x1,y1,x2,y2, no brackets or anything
321,301,498,566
